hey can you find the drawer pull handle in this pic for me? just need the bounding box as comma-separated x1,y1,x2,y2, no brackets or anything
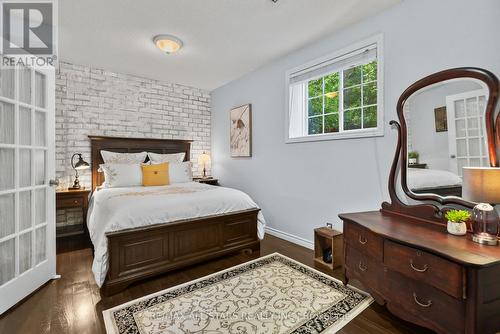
358,261,367,272
74,200,79,204
413,293,432,308
410,260,428,273
358,235,367,245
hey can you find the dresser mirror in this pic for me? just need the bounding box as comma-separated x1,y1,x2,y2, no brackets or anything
390,68,499,212
406,78,491,199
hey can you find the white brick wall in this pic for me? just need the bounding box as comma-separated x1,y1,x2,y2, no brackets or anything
56,61,211,226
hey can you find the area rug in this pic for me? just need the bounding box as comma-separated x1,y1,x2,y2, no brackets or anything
103,253,373,334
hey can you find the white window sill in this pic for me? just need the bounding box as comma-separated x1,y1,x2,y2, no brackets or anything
285,128,384,144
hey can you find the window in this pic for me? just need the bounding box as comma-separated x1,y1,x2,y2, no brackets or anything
286,35,383,142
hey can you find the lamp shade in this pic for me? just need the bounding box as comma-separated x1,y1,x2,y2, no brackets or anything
198,152,211,166
462,167,500,204
72,153,90,170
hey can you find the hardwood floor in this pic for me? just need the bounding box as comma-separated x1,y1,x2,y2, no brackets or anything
0,234,433,334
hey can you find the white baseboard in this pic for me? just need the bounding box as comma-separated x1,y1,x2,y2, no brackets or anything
265,226,314,250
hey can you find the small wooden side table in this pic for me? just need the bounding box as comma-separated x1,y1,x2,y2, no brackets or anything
56,189,91,238
314,227,343,271
193,177,219,186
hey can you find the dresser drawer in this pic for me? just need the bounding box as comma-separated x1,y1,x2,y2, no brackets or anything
345,245,384,295
57,197,84,209
344,222,383,261
384,240,463,299
384,270,465,334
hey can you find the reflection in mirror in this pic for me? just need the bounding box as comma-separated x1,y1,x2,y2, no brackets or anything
405,79,489,198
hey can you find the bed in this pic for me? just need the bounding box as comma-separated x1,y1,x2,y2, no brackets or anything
407,168,462,197
88,136,264,295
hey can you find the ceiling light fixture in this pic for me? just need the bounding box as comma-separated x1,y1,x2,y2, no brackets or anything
153,35,183,54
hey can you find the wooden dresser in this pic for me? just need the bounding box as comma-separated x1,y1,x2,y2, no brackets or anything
340,211,500,334
338,67,500,333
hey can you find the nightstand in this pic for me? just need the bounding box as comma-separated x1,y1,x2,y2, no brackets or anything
193,177,219,186
56,189,91,238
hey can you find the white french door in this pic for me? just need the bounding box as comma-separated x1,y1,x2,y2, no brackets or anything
446,89,489,177
0,64,56,314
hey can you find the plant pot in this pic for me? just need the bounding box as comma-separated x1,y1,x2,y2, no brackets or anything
409,158,417,165
447,221,467,236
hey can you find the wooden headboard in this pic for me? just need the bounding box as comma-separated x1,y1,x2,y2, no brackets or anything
89,136,192,191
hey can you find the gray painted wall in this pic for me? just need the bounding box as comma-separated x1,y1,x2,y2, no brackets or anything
211,0,500,246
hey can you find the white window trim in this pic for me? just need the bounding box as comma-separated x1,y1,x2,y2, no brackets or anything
284,34,384,144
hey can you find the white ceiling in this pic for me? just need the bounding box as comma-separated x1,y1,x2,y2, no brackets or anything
59,0,400,91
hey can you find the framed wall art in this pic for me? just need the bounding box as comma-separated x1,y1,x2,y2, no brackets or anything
434,106,448,132
230,104,252,157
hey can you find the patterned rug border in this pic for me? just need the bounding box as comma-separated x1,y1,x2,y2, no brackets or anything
103,252,373,334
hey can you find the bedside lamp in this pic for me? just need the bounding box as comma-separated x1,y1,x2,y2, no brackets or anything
69,153,90,190
462,167,500,245
198,152,211,179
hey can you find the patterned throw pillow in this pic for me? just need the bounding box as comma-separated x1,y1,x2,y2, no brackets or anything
141,163,170,187
101,151,147,164
99,163,143,188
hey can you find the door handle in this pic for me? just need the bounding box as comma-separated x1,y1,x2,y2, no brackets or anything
450,154,456,159
49,179,59,187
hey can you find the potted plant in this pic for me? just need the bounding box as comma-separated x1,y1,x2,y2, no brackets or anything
408,151,419,165
444,209,471,236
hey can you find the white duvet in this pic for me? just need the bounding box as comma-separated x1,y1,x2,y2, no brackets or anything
408,168,462,190
87,182,266,286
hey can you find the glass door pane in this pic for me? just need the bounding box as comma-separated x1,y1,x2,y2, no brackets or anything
0,149,15,190
19,232,32,274
19,107,31,145
0,102,15,144
35,189,46,226
0,239,15,285
19,149,31,187
19,191,32,231
466,97,478,116
34,150,46,185
35,111,46,146
0,68,15,99
19,67,31,104
0,194,15,238
35,72,46,108
454,100,465,118
35,226,46,264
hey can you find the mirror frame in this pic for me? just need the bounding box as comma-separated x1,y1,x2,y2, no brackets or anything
382,68,499,223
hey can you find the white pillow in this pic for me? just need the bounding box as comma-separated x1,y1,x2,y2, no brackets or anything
168,162,193,184
148,152,185,164
101,151,147,164
100,163,142,188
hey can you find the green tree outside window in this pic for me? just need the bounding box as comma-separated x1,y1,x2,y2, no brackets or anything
306,60,377,135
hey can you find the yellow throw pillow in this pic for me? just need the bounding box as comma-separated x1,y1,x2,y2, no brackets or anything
141,163,170,186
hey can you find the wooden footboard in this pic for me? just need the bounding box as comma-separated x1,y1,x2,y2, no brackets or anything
101,208,260,296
